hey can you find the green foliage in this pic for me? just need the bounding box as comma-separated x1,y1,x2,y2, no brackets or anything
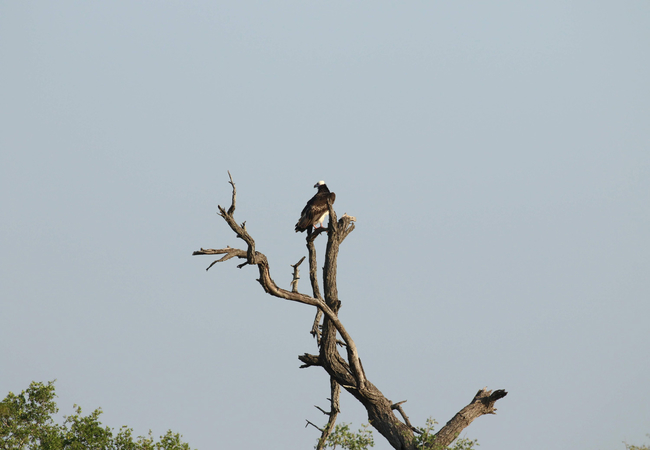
624,435,650,450
0,381,193,450
0,381,60,450
320,423,374,450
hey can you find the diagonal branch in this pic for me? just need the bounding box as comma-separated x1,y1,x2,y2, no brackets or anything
305,420,324,433
391,400,418,433
432,388,508,448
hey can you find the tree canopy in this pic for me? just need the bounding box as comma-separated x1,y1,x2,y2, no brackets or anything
0,381,193,450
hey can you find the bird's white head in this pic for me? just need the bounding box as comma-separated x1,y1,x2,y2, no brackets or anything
314,180,326,188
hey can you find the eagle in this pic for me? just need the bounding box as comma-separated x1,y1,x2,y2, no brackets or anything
295,181,336,234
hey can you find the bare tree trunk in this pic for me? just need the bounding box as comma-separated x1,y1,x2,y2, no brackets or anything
193,173,507,450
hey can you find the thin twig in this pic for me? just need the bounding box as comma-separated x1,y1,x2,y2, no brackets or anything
227,170,236,216
305,420,324,432
391,400,418,432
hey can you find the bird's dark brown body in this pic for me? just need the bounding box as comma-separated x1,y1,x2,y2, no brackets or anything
295,181,336,234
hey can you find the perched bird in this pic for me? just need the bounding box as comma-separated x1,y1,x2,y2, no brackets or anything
295,181,336,234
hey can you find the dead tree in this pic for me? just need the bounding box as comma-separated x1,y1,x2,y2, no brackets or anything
193,173,507,450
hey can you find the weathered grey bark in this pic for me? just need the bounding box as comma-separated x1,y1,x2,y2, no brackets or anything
193,174,507,450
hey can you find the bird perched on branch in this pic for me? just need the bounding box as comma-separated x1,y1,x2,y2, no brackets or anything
295,181,336,235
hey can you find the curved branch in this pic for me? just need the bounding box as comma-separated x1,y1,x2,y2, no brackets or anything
226,170,236,216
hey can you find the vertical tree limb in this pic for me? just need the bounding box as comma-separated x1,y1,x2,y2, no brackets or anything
307,231,325,342
290,256,306,293
315,378,341,450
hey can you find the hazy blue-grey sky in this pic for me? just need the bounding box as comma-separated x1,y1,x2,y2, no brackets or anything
1,2,649,449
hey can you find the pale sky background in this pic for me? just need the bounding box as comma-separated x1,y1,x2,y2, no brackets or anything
1,2,649,450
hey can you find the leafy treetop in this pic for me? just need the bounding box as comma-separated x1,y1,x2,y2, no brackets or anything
0,381,193,450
